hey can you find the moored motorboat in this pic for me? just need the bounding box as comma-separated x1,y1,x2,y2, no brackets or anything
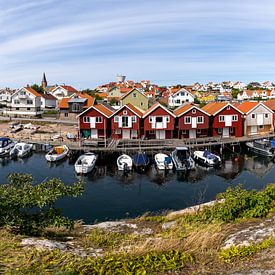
154,153,173,170
74,152,97,174
45,145,69,162
0,138,15,156
10,142,32,158
117,154,133,172
246,139,275,158
171,147,195,171
193,150,221,167
132,152,150,172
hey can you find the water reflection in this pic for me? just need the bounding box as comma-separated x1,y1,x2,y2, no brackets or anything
0,150,273,223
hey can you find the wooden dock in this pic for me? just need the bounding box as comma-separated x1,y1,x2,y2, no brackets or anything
16,133,275,153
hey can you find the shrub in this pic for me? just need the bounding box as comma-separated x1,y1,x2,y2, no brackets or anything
0,173,84,235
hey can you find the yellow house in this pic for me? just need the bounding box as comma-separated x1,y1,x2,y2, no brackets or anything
120,88,149,110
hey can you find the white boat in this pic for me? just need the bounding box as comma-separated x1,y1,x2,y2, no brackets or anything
154,153,173,170
171,147,195,171
10,143,32,158
117,154,133,171
75,152,97,174
193,150,221,167
45,145,69,162
0,138,15,156
246,139,275,158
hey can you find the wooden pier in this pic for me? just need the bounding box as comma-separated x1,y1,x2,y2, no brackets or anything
16,133,275,153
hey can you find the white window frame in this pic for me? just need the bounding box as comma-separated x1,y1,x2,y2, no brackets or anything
197,116,204,124
115,129,121,134
132,116,137,123
184,116,191,124
149,116,153,123
197,129,201,134
251,113,256,119
83,116,90,123
114,116,119,123
218,128,222,134
132,93,137,98
96,116,102,123
265,113,269,118
232,115,238,122
192,109,196,114
123,110,127,115
219,115,225,122
166,116,170,123
226,106,230,110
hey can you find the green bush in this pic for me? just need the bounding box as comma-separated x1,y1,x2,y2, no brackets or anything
0,173,84,235
188,184,275,223
219,238,274,262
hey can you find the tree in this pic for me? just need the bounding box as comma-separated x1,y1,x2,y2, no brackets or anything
31,84,44,94
0,173,84,235
231,88,239,99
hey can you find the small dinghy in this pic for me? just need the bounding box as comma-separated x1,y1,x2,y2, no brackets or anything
10,143,32,158
132,152,150,172
171,147,195,171
45,145,69,162
117,154,133,172
0,138,15,156
246,139,275,158
75,152,97,174
154,153,173,170
193,149,221,167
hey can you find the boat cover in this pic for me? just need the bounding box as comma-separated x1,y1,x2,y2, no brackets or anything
203,150,216,160
272,140,275,148
133,153,149,166
164,156,172,164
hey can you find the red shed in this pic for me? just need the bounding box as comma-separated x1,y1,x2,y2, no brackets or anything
143,103,175,139
78,104,113,139
202,102,243,138
110,103,144,139
174,103,210,138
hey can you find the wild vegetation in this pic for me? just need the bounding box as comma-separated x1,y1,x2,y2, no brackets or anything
0,174,274,274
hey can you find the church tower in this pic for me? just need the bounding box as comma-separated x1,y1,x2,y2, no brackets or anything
41,72,48,91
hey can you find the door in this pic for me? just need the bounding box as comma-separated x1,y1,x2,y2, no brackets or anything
257,114,264,125
156,130,165,139
191,117,197,128
250,126,257,135
90,129,98,139
225,115,232,127
189,129,196,139
122,130,130,139
222,128,229,138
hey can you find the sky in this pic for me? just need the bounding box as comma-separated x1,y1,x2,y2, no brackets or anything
1,0,275,89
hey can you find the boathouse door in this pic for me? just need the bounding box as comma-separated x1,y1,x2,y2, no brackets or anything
189,129,196,139
222,128,229,138
156,130,165,139
122,130,130,139
90,129,98,139
251,126,257,135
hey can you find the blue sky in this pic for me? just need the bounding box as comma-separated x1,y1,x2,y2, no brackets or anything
1,0,275,89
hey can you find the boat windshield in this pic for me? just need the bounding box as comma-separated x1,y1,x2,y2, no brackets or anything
177,149,188,160
203,150,216,160
0,139,10,148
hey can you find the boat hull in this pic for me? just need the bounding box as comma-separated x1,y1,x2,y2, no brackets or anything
45,145,69,162
193,151,221,167
246,142,274,157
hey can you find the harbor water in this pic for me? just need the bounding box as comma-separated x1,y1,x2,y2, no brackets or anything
0,149,273,224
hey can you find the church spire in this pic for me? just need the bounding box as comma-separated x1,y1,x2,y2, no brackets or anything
41,72,48,91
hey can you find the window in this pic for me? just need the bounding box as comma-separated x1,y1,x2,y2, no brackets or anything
181,92,185,96
230,128,234,133
197,116,204,124
184,116,191,124
197,129,201,134
27,100,33,105
115,129,121,134
141,102,144,106
265,113,269,118
122,116,128,127
27,107,31,111
123,110,127,115
166,116,170,123
232,115,238,121
181,130,187,134
192,109,196,114
114,116,119,122
64,113,69,117
156,117,163,123
132,93,137,98
149,116,153,123
218,128,222,134
219,115,225,122
14,100,20,104
96,116,102,123
16,107,19,110
226,106,231,110
132,116,137,123
251,113,256,119
259,125,264,129
83,116,90,123
149,130,155,134
72,103,81,112
175,99,181,104
186,99,189,102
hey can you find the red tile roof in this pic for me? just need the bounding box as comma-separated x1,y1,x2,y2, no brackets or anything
60,85,78,93
94,104,113,117
237,101,259,114
59,93,95,109
24,87,41,97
